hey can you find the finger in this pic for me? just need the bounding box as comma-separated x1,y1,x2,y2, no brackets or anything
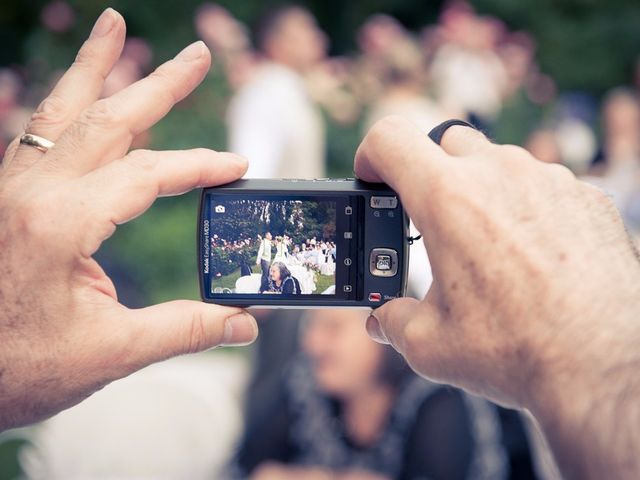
47,41,211,176
367,297,446,375
438,124,493,157
123,300,258,368
366,297,421,348
11,8,125,171
1,137,20,170
354,115,449,225
76,149,247,254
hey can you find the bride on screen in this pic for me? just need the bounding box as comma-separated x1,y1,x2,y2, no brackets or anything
273,236,290,264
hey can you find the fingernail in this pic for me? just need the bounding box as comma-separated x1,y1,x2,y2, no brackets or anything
222,312,258,347
175,41,206,62
90,8,117,38
366,314,389,345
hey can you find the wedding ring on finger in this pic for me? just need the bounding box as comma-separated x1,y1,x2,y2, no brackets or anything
19,133,56,153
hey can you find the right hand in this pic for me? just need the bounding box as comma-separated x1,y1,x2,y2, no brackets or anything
355,116,640,414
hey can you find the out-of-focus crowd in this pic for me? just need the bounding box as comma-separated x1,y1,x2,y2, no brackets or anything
194,0,640,238
3,1,640,238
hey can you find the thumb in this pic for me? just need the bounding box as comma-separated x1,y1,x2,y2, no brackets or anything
366,296,443,366
125,300,258,366
366,296,422,350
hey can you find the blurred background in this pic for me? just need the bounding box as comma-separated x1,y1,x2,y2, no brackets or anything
1,0,640,478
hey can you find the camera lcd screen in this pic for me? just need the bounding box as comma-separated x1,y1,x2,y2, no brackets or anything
202,194,360,300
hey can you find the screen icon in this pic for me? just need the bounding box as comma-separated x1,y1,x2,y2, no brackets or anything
343,285,352,293
344,258,352,266
345,206,353,215
344,232,353,239
214,205,226,213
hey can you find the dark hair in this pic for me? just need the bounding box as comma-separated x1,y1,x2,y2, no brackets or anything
270,261,292,280
252,5,307,53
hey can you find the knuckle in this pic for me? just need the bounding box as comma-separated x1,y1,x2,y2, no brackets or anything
367,115,412,145
545,163,576,182
80,99,121,130
496,144,535,164
124,149,156,173
186,308,211,353
28,95,68,131
11,197,55,243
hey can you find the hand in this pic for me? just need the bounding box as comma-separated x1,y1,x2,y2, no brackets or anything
0,9,258,431
251,463,388,480
251,463,331,480
356,117,640,478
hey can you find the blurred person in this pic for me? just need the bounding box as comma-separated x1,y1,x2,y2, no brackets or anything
256,232,273,292
429,2,508,129
195,3,250,59
363,36,449,134
491,32,546,146
195,3,259,90
266,261,301,295
599,87,640,167
226,6,328,178
40,0,75,33
524,128,562,164
101,37,154,149
585,88,640,234
229,309,517,480
306,58,361,126
351,14,408,104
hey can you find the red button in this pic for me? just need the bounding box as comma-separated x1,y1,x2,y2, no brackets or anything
368,293,382,302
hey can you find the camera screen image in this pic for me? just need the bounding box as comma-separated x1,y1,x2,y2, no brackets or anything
208,197,338,296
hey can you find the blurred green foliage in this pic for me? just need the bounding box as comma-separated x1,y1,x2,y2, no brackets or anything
1,0,639,305
0,437,28,480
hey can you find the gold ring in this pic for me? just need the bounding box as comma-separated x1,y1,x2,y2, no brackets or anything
19,133,55,153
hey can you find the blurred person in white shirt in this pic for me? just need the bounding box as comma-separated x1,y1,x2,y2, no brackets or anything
429,3,508,128
226,6,328,179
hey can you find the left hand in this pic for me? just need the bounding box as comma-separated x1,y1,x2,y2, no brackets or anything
0,8,257,431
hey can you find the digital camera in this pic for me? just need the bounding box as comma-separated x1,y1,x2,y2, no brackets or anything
198,179,409,307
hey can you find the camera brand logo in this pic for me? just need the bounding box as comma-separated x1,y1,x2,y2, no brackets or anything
203,220,210,274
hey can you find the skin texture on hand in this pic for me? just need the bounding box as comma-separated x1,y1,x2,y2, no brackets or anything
251,463,390,480
0,9,258,431
356,116,640,479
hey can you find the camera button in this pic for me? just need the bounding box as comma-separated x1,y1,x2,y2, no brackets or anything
370,248,398,277
370,196,398,209
368,292,382,302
